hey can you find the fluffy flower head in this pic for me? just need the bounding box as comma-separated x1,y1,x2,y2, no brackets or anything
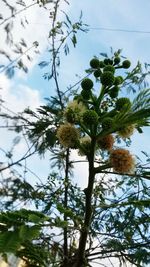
64,100,86,123
110,148,135,174
97,134,114,151
118,124,136,139
57,124,79,148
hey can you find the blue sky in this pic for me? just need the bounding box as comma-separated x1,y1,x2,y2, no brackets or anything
19,0,150,99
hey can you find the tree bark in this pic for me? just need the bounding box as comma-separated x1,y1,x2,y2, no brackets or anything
63,149,69,265
73,138,96,267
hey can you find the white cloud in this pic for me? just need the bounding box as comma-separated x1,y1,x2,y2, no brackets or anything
0,74,50,185
0,0,71,74
0,74,42,111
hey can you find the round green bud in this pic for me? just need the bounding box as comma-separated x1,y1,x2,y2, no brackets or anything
94,69,101,78
100,71,115,86
81,78,93,90
109,86,119,98
107,59,113,65
102,117,114,130
104,58,110,65
122,60,131,69
104,58,113,65
99,61,105,68
115,97,132,111
114,57,121,65
114,76,124,85
81,89,91,100
103,65,115,74
82,110,99,125
90,58,100,68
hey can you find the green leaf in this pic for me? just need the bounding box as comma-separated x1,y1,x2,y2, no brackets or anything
19,225,41,241
0,230,20,253
71,34,77,47
132,88,150,111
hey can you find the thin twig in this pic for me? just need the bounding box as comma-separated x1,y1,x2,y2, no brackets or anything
0,3,37,27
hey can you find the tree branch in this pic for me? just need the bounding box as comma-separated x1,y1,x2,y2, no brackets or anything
63,148,70,265
0,3,37,27
74,138,96,267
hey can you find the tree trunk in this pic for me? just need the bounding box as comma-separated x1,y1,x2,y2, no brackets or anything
72,138,96,267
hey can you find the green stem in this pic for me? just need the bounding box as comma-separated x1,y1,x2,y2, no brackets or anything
96,85,105,109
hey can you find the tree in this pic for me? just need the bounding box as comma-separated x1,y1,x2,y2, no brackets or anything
0,1,150,267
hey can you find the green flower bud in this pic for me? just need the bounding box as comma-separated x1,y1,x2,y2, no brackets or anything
94,69,101,78
104,58,113,65
115,97,132,111
81,78,93,90
90,58,100,68
99,61,105,68
103,65,115,74
108,59,113,65
109,86,119,98
114,76,124,85
122,60,131,69
102,117,114,130
81,89,91,100
82,110,99,125
104,58,110,65
101,71,115,86
114,56,121,65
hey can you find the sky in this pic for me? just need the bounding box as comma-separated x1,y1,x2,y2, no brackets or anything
0,0,150,266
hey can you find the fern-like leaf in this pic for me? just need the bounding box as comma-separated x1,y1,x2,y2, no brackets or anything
132,88,150,111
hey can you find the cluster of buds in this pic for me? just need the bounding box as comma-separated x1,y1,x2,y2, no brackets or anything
55,54,140,176
89,55,131,99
